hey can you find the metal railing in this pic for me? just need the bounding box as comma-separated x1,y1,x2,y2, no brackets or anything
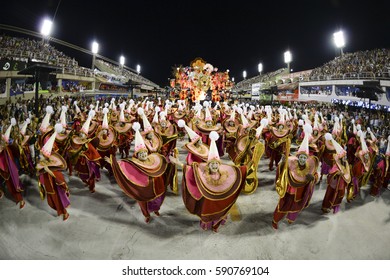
308,71,390,81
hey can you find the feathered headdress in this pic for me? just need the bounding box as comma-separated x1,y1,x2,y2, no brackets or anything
256,118,269,138
297,123,312,155
41,124,63,158
152,106,161,124
178,119,200,142
40,105,54,132
138,107,152,133
132,122,147,154
102,107,109,129
208,131,220,161
60,106,68,128
119,102,126,122
3,118,16,143
20,118,31,136
81,110,95,135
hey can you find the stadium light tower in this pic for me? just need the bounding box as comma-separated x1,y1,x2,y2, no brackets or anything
120,55,125,67
243,70,247,80
91,41,99,70
120,55,125,74
136,64,141,75
333,30,345,56
258,63,263,76
40,18,52,44
284,50,292,73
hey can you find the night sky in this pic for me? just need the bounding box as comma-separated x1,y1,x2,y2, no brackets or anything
1,0,389,86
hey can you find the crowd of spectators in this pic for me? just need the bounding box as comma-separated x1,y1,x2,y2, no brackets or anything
0,35,157,87
300,87,332,96
94,68,127,84
309,48,390,80
0,35,76,67
95,59,158,88
0,80,5,93
10,81,34,93
281,101,390,139
235,49,390,93
1,35,389,100
0,35,94,77
62,80,82,92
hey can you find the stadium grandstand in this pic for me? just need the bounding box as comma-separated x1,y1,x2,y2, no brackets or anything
0,25,161,104
1,25,390,110
234,48,390,110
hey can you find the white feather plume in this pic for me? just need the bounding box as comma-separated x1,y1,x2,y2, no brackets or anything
137,107,144,116
55,123,63,133
88,110,96,119
260,118,269,126
132,122,141,131
46,106,54,115
325,133,333,141
209,131,219,141
303,123,313,134
177,119,185,128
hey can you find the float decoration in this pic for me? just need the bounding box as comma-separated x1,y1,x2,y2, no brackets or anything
171,58,234,102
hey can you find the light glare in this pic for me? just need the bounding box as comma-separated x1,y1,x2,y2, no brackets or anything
284,51,292,64
258,63,263,73
92,41,99,54
41,19,52,37
333,30,345,48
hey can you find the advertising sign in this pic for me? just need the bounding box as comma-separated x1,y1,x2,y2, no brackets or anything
0,59,27,71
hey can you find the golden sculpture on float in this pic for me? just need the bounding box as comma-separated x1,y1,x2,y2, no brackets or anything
171,58,234,102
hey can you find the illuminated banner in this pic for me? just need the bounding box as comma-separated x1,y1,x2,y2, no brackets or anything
0,59,27,71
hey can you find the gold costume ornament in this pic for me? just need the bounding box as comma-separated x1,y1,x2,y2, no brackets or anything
275,137,291,198
171,58,233,102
